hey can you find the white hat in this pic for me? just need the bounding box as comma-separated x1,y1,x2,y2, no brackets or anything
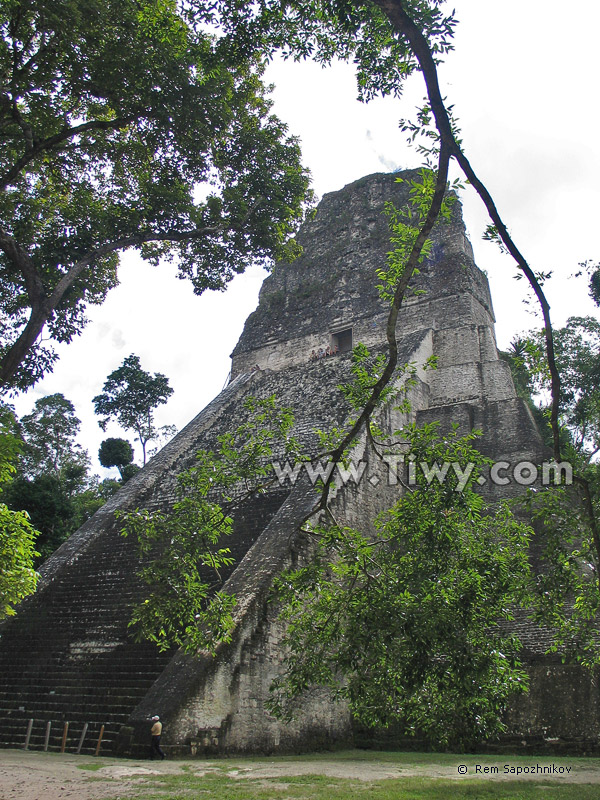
151,715,160,721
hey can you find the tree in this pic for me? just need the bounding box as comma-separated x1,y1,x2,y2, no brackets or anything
512,318,600,462
210,0,563,460
99,437,135,481
501,318,600,669
0,0,311,390
575,261,600,309
6,472,74,563
93,355,173,465
271,424,532,748
18,393,88,477
110,0,600,736
591,270,600,307
0,407,39,616
3,393,101,562
3,467,110,565
120,379,536,747
111,0,569,748
12,0,590,747
220,0,600,603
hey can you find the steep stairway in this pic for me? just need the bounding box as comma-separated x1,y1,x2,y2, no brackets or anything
0,518,173,755
0,489,289,755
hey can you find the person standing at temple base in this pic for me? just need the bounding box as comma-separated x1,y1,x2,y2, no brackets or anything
150,715,165,760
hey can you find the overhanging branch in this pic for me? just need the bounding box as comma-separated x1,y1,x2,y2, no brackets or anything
372,0,562,461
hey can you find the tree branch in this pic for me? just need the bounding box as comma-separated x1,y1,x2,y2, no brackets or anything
0,197,265,389
372,0,561,461
0,116,136,191
0,225,45,306
46,226,219,309
368,0,600,575
307,140,451,517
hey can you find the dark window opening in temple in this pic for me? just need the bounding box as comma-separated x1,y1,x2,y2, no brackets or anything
332,328,353,353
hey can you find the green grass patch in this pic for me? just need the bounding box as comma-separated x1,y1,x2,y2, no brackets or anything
103,774,600,800
97,750,600,800
79,749,600,772
220,748,600,772
76,761,107,771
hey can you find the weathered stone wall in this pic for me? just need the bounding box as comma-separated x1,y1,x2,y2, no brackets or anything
504,664,600,747
231,171,493,376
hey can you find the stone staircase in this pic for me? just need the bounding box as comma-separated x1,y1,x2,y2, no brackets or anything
0,644,171,755
0,518,173,755
0,489,289,755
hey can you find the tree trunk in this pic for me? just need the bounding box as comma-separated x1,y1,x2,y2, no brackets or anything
0,306,50,388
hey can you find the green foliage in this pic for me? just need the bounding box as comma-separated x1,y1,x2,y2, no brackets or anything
311,347,418,472
400,102,463,166
0,0,311,389
483,228,554,293
2,393,101,562
500,338,554,451
0,501,39,617
110,146,537,746
120,463,141,482
503,318,600,669
520,485,600,668
211,0,456,103
270,424,532,749
120,396,300,653
376,171,454,303
338,343,393,410
512,318,600,461
93,354,173,464
0,407,39,617
573,260,600,308
325,346,437,473
5,473,74,563
4,466,108,564
18,393,89,477
501,338,535,401
120,496,237,653
98,437,134,480
590,269,600,307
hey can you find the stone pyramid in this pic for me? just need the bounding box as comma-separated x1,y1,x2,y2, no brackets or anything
0,171,596,757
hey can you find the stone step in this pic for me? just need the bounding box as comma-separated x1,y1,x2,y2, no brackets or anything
0,486,286,756
0,681,158,697
0,673,166,688
1,701,137,716
1,696,145,709
0,652,167,665
0,716,116,730
0,679,162,693
0,661,167,673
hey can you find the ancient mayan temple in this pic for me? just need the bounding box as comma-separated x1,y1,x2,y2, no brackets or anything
0,171,598,756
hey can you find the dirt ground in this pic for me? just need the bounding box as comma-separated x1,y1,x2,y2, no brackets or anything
2,749,600,800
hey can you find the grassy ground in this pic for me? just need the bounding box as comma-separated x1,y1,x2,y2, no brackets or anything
72,749,600,800
100,773,600,800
